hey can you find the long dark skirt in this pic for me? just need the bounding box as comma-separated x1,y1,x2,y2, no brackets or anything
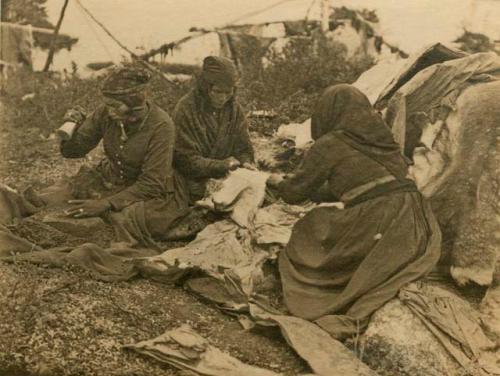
2,166,189,248
278,191,441,339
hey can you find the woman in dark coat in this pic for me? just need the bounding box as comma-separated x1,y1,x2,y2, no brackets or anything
55,66,189,247
174,56,255,202
267,84,441,339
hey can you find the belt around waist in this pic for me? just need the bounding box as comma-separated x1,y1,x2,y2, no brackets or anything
343,177,418,208
341,175,396,202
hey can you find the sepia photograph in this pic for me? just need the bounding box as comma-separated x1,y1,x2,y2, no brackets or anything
0,0,499,375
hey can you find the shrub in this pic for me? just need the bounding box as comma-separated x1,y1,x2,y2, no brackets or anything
454,30,498,54
239,34,374,129
2,65,192,135
3,34,373,136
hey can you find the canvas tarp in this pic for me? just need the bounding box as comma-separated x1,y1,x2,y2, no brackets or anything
383,51,500,156
124,324,282,376
0,22,33,69
248,308,379,376
375,43,467,108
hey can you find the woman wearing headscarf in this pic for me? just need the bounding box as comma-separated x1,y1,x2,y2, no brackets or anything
267,84,441,339
55,65,189,247
174,56,255,202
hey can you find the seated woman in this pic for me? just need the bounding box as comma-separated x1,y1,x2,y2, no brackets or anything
174,56,255,203
267,84,441,339
53,66,188,247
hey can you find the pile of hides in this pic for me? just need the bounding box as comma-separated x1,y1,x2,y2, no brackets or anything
275,119,313,150
373,50,500,288
134,168,343,314
196,168,270,228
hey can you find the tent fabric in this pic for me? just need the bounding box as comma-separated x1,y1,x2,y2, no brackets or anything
0,23,33,69
218,31,276,75
375,43,467,108
384,52,500,157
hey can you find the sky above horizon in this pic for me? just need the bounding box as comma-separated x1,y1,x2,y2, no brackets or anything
36,0,500,72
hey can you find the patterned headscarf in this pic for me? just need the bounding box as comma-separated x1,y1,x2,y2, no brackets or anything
101,66,152,97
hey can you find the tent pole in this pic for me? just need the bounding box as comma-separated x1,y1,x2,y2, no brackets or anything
321,0,329,32
43,0,70,72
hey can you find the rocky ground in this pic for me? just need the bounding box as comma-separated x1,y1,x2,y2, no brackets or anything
0,262,309,376
2,61,498,375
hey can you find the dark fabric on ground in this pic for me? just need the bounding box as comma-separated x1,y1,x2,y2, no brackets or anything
276,85,441,339
279,192,441,338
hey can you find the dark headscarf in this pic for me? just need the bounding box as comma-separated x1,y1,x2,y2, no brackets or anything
200,56,238,88
311,84,411,180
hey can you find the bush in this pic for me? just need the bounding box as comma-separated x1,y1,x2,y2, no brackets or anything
454,30,498,54
3,35,373,136
239,34,374,129
2,66,193,135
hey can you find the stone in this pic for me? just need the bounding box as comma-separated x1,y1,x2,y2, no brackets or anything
361,299,461,376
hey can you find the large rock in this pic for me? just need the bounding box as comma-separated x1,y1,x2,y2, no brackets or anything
361,299,461,376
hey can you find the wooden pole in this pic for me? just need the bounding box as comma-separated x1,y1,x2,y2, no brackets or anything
0,21,63,35
321,0,329,33
43,0,70,72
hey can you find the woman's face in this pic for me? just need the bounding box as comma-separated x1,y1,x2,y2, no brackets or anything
104,97,131,121
208,84,234,109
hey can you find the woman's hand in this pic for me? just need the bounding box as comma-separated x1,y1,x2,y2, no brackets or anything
223,157,241,171
266,173,284,187
65,199,111,218
63,106,87,124
242,162,257,171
